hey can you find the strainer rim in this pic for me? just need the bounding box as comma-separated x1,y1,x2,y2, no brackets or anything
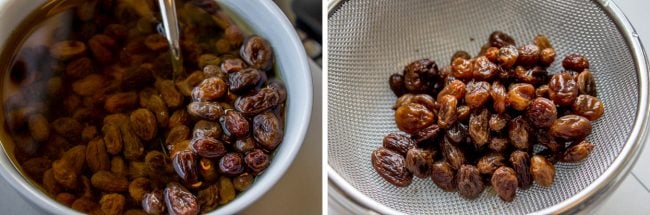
326,0,650,214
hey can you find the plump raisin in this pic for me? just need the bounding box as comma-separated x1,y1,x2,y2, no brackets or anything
90,171,129,192
550,115,592,140
193,77,227,101
536,85,550,98
164,183,199,215
451,58,473,79
451,50,471,64
539,48,556,66
172,151,199,185
469,108,490,147
507,83,535,111
222,110,250,138
456,164,484,199
549,72,579,106
382,133,415,156
510,151,532,189
576,69,597,96
219,152,245,176
491,166,518,202
437,80,466,103
371,147,413,187
489,31,515,48
561,140,595,162
253,112,284,150
431,161,456,192
403,59,438,93
517,44,540,66
514,66,547,85
438,95,458,129
187,102,224,121
571,95,604,121
497,45,519,68
442,137,465,170
229,68,264,94
472,56,497,80
234,87,280,115
477,153,505,175
530,155,555,187
465,81,491,108
405,148,434,178
245,149,270,175
490,81,508,113
562,53,589,72
526,97,557,128
190,137,226,158
411,124,441,145
394,103,434,134
240,36,273,71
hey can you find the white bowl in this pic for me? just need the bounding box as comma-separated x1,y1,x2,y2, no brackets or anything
0,0,312,214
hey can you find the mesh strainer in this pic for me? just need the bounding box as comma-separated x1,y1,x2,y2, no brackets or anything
327,0,650,214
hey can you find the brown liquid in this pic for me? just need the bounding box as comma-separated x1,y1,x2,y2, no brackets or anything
0,0,283,213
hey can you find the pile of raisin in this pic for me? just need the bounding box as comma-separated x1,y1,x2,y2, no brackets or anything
6,1,285,214
373,31,604,202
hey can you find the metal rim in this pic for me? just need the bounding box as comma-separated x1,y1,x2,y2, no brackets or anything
326,0,650,214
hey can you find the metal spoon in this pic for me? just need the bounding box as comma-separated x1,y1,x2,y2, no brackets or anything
157,0,184,79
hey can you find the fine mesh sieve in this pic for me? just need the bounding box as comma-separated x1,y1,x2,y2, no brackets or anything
327,0,650,214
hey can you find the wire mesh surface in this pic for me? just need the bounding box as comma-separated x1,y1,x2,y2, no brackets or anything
328,0,639,214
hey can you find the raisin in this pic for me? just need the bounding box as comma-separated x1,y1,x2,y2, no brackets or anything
234,87,280,115
469,108,490,147
438,95,458,129
507,83,535,111
395,103,434,134
219,152,245,176
253,112,284,150
172,151,199,185
576,69,597,96
442,137,465,170
562,53,589,72
90,171,129,192
187,102,224,121
382,133,415,156
405,148,434,178
510,151,532,189
571,95,604,121
437,80,466,102
497,45,519,68
517,44,540,66
451,58,473,79
489,31,515,48
190,137,226,159
477,153,505,175
456,164,484,199
431,161,456,191
491,166,518,202
142,190,166,215
193,77,228,101
465,81,491,108
550,115,592,140
549,72,579,106
241,36,274,71
371,147,413,187
561,140,595,162
530,155,555,187
389,73,406,96
514,66,547,85
244,149,270,175
222,110,250,138
164,183,199,215
130,108,157,141
229,68,264,94
403,59,438,93
490,81,508,113
489,114,509,132
525,97,557,128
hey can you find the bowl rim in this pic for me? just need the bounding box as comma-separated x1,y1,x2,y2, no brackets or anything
326,0,650,214
0,0,313,214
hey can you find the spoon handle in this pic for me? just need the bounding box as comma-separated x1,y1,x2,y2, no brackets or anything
157,0,184,79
